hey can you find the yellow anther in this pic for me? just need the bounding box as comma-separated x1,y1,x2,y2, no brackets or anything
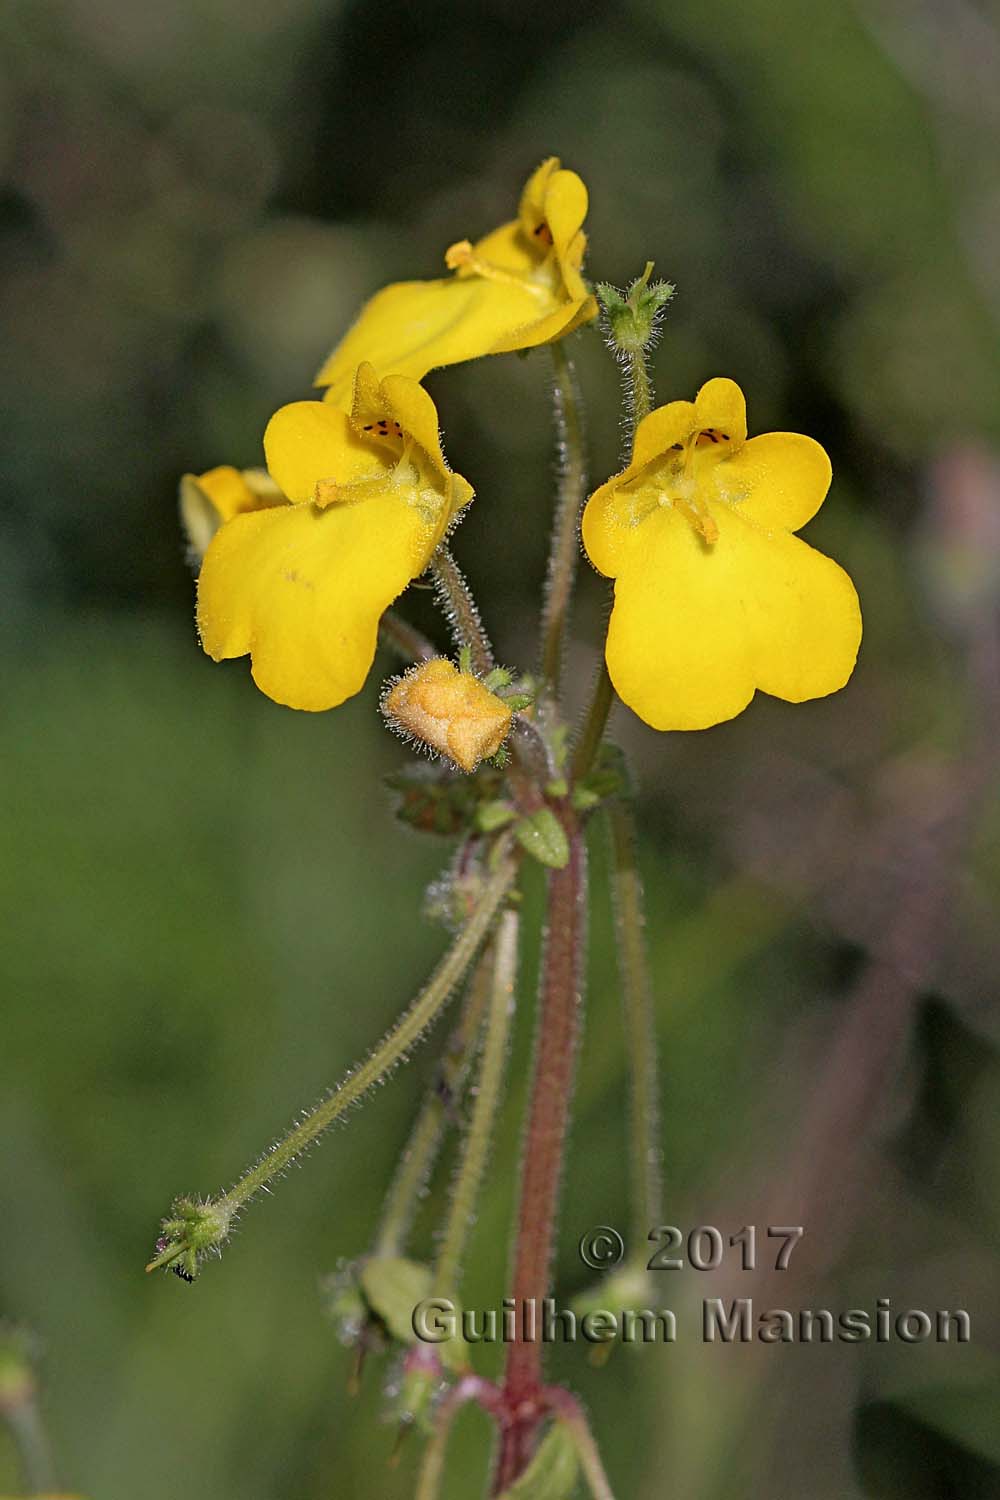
444,239,550,300
673,496,719,545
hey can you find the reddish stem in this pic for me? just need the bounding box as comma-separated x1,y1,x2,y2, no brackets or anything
492,814,587,1491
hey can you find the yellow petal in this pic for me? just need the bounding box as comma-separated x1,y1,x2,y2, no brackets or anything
486,292,598,355
602,502,861,731
518,156,561,234
379,373,448,478
709,432,831,533
470,219,539,278
314,276,549,405
630,400,699,472
196,490,440,712
263,402,387,504
193,465,268,525
693,378,748,446
543,168,590,296
179,467,287,562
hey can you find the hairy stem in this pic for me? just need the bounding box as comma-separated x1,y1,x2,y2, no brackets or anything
607,799,662,1240
374,942,496,1259
415,1376,503,1500
539,344,587,690
379,609,437,665
571,661,615,783
434,908,518,1296
220,857,516,1215
624,347,653,434
543,1388,617,1500
431,544,494,675
494,816,587,1490
146,851,518,1274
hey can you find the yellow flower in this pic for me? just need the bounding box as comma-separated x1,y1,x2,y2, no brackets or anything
179,466,285,562
581,379,862,731
196,364,473,712
313,157,598,405
383,658,513,773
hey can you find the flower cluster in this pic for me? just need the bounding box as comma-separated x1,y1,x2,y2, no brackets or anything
165,153,866,1498
182,154,860,740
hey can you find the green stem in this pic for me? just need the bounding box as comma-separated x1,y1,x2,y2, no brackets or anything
415,1376,502,1500
571,662,615,783
379,609,437,665
431,544,494,675
539,344,587,690
3,1397,57,1495
606,799,662,1241
434,908,518,1296
543,1389,617,1500
220,855,516,1215
374,941,496,1260
147,850,519,1274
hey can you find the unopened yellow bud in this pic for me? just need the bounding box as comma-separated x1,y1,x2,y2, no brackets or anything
384,659,513,774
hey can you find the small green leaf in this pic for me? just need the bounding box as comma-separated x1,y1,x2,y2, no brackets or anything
359,1257,431,1344
504,694,535,712
496,1423,580,1498
514,809,570,869
570,786,601,812
476,800,516,833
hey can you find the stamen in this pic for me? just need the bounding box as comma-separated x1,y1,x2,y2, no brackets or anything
673,496,719,545
444,239,550,301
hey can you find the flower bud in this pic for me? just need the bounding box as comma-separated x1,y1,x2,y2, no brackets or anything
383,659,513,774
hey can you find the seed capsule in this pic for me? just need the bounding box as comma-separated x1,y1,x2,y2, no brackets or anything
383,658,513,774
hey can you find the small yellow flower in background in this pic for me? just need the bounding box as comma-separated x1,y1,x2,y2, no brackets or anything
179,466,285,562
313,157,598,405
582,378,862,732
383,658,513,773
196,364,473,712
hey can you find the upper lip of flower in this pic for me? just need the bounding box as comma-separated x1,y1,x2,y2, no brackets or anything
311,157,598,402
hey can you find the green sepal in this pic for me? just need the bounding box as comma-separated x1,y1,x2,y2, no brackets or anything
359,1257,431,1344
495,1422,579,1498
596,262,675,354
481,666,513,692
503,694,534,713
146,1196,233,1282
514,809,570,869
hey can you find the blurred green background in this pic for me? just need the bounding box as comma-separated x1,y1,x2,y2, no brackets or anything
2,0,1000,1495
